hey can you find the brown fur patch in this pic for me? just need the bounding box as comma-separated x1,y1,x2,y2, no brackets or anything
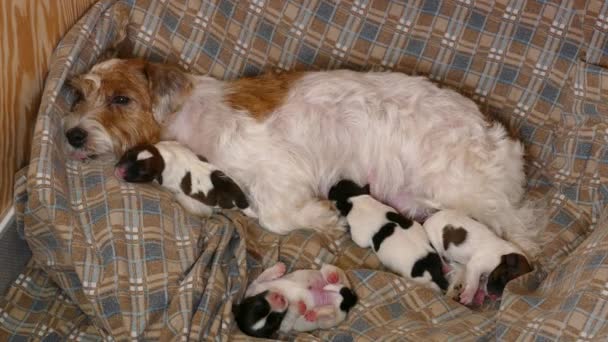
182,170,249,210
180,171,193,195
224,71,304,120
487,253,533,296
442,224,468,250
205,170,249,209
144,62,193,122
68,59,192,156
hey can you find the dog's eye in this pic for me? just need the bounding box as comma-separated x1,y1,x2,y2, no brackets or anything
111,95,130,105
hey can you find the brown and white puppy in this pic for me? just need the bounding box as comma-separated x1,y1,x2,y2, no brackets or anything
63,58,541,256
423,210,533,306
233,262,357,338
115,141,255,217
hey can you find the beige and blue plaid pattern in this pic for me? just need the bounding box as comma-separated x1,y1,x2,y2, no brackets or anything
2,0,608,340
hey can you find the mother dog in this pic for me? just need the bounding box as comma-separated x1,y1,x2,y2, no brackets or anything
63,59,540,255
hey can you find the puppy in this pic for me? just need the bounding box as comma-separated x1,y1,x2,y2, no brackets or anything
232,262,357,338
328,180,448,292
423,210,533,306
114,141,256,217
64,59,541,256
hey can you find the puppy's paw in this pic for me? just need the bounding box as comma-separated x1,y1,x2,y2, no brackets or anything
274,262,287,277
298,300,307,315
304,310,318,322
446,282,462,299
320,264,347,285
327,272,339,284
459,285,476,305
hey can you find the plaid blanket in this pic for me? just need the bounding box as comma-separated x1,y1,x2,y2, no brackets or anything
2,0,608,340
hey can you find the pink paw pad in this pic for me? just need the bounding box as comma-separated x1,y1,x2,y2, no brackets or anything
298,301,307,315
275,262,286,275
304,310,317,322
327,272,339,284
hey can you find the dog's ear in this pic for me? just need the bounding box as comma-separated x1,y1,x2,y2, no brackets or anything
144,62,193,124
67,75,99,101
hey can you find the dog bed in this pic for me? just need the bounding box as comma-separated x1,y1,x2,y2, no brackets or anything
2,0,608,340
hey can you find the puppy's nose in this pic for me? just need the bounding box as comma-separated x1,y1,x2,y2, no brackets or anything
114,166,126,180
66,127,88,148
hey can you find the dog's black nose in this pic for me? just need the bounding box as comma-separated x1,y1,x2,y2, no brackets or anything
66,127,88,148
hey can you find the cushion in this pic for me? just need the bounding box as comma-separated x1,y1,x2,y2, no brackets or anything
2,0,608,340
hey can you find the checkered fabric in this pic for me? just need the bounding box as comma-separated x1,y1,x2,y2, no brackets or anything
2,0,608,340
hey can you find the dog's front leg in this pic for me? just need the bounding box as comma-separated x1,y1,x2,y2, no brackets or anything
252,181,346,234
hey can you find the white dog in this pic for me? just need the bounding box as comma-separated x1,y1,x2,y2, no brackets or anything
63,59,542,255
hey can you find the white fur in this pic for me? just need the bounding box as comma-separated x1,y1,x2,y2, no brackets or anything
153,141,256,217
423,209,525,304
136,150,154,161
347,195,443,291
161,70,541,255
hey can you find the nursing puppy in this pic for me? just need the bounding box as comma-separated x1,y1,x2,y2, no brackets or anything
63,58,542,256
233,262,357,338
329,180,448,292
423,210,533,306
114,141,255,217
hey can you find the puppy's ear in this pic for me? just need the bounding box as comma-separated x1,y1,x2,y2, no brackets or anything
504,253,519,268
504,253,533,275
144,62,193,124
363,184,371,194
232,303,241,316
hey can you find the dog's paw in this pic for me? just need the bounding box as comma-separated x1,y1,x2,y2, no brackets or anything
335,215,349,232
302,200,345,231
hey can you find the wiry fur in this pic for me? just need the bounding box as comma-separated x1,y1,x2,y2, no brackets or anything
64,58,544,256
